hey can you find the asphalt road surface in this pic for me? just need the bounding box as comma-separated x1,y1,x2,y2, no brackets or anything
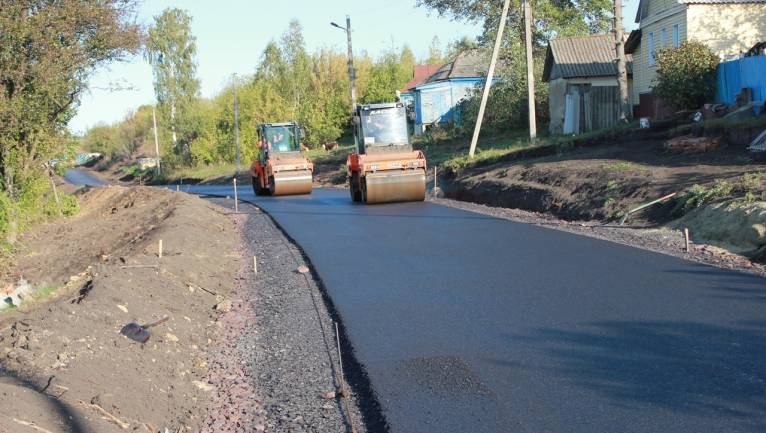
64,168,107,186
184,186,765,433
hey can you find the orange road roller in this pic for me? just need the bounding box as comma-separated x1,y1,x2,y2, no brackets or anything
347,103,427,204
250,122,314,196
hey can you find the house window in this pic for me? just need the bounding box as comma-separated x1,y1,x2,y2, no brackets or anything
660,28,667,46
648,32,655,66
672,24,680,48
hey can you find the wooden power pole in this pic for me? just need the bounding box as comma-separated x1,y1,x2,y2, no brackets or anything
468,0,512,158
614,0,631,121
523,0,537,141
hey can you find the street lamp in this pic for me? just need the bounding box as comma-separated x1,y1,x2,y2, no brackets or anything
331,16,357,116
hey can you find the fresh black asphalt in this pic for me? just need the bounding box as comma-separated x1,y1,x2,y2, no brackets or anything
182,186,765,432
64,168,107,186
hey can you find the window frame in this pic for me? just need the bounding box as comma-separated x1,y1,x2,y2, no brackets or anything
672,24,680,48
648,31,655,66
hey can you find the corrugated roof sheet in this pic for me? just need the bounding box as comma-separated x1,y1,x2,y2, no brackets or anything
403,65,444,92
543,34,633,81
422,50,489,84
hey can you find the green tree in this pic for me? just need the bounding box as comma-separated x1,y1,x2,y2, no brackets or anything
362,49,413,104
426,36,446,65
0,0,140,243
653,41,719,110
447,36,479,59
145,8,200,163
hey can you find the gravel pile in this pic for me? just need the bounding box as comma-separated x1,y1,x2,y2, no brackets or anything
223,199,368,433
431,196,766,278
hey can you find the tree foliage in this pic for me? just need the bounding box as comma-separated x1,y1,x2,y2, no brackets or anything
0,0,140,243
84,20,418,168
653,41,719,110
145,8,200,163
427,36,446,65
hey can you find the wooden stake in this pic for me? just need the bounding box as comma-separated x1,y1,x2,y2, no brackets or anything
13,418,56,433
253,256,257,274
45,164,62,217
684,228,691,252
158,239,163,259
233,178,239,212
433,166,437,190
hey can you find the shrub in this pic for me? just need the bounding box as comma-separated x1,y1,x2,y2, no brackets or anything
653,41,719,110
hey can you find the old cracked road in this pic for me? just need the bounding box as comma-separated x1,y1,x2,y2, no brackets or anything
184,185,765,433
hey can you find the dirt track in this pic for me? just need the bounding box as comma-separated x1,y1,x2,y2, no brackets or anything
0,186,364,432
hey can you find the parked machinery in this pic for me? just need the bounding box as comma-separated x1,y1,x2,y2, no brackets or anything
250,122,313,196
347,103,427,204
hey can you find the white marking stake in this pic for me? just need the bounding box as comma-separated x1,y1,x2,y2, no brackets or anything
233,178,239,212
158,239,163,259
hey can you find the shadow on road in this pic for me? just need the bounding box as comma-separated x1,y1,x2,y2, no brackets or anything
512,320,766,422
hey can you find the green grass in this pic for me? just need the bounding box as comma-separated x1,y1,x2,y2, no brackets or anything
158,163,238,184
417,122,639,176
33,283,59,301
674,172,766,215
603,161,636,171
304,144,355,162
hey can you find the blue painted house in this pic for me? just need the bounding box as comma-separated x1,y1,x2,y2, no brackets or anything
411,50,489,134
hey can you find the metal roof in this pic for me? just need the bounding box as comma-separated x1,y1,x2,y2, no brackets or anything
421,50,489,84
403,65,444,92
543,34,633,81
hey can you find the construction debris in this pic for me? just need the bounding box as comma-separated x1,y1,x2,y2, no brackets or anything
748,127,766,160
664,135,722,153
0,278,32,310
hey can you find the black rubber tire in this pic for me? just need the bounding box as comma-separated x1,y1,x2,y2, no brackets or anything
350,172,362,202
253,176,268,196
252,176,262,196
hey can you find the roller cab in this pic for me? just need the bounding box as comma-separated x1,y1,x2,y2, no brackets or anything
347,103,427,204
250,122,314,196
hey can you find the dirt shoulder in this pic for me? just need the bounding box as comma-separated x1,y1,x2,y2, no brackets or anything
436,131,766,263
0,186,242,432
441,137,765,223
0,186,370,433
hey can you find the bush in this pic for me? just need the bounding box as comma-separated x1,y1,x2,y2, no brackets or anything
653,41,719,110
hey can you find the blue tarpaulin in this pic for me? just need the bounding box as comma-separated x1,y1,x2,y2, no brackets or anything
716,56,766,105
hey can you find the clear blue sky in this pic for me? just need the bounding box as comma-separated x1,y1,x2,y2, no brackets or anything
69,0,639,134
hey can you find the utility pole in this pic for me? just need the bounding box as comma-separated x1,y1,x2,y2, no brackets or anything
332,16,357,115
468,0,512,158
614,0,631,122
152,107,161,176
233,75,241,175
345,15,357,114
523,0,537,141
